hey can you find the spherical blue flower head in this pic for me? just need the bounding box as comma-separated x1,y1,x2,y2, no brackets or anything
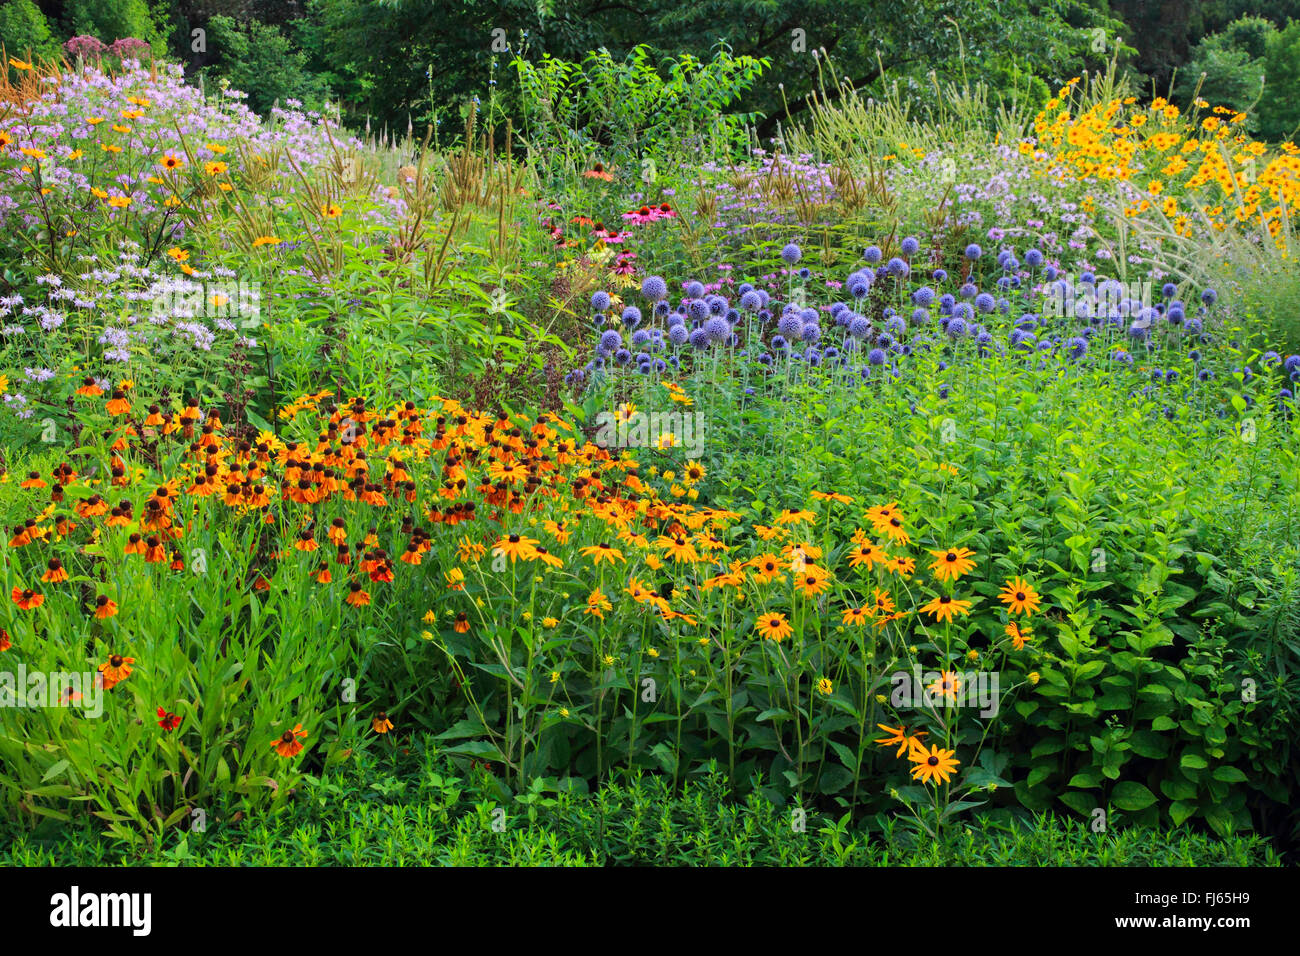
757,309,773,324
1067,336,1088,359
806,349,822,367
849,279,871,299
591,291,611,312
801,323,821,343
614,348,633,365
634,351,651,365
937,360,949,371
740,290,763,312
932,268,948,282
631,329,651,347
1240,366,1254,383
666,312,685,329
771,334,788,350
707,295,728,315
757,352,773,366
599,329,622,351
777,313,803,339
887,316,906,335
1043,265,1058,280
704,315,729,342
1185,317,1203,334
1113,349,1133,365
593,313,607,328
1003,256,1019,272
780,243,802,264
798,267,811,279
900,236,920,256
1079,271,1095,285
794,308,815,325
954,302,975,321
947,317,967,338
1024,248,1043,268
863,245,883,263
939,293,956,311
1281,355,1300,374
664,322,687,346
1166,304,1185,324
823,345,840,360
688,328,710,350
937,383,950,398
874,333,893,349
1159,282,1177,299
959,282,978,299
1197,368,1214,381
1201,288,1217,305
996,250,1012,269
653,301,671,319
680,280,703,299
865,347,885,366
911,307,930,325
1189,348,1201,362
906,286,933,308
974,292,995,313
1127,323,1149,340
1292,369,1300,383
1009,329,1035,350
725,308,741,325
636,360,652,374
964,243,983,260
621,306,642,329
875,266,890,280
641,275,668,301
887,257,909,277
687,299,710,322
996,276,1012,291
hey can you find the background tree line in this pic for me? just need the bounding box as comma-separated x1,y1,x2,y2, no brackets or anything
1,0,1298,141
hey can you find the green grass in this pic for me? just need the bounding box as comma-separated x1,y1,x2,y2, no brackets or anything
0,753,1278,866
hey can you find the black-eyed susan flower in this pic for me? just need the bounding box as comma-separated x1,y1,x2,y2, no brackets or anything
584,588,612,620
272,724,307,758
919,594,973,623
841,605,871,626
755,612,792,642
909,744,960,785
874,723,927,758
928,546,977,582
998,576,1042,616
1005,621,1033,650
579,542,624,565
927,670,963,702
816,677,833,696
492,533,539,563
98,654,135,689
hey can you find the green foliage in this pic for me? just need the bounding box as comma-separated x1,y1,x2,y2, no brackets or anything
0,755,1279,865
200,15,330,116
64,0,162,44
0,0,59,61
1257,20,1300,143
1174,17,1272,121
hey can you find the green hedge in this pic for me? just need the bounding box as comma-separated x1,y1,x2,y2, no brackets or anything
1,755,1278,866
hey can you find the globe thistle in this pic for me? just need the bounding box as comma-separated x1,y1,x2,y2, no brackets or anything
912,286,935,306
777,312,803,339
887,257,909,277
801,323,821,343
1161,282,1178,299
621,306,642,328
1201,288,1217,305
1024,248,1043,268
684,281,705,298
703,315,730,342
900,236,920,256
780,243,802,264
687,299,710,322
863,245,882,263
848,315,871,339
849,279,871,299
771,334,788,350
631,329,651,347
615,348,633,365
947,317,967,338
932,268,948,282
641,275,668,301
599,329,622,351
689,328,710,349
591,291,611,312
911,307,930,325
740,290,763,311
964,243,983,260
868,348,886,365
668,323,690,346
974,292,995,313
1067,336,1088,359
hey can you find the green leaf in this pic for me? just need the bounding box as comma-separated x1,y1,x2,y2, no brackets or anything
1111,781,1157,811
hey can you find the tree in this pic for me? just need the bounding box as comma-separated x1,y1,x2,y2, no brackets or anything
0,0,60,61
1257,19,1300,142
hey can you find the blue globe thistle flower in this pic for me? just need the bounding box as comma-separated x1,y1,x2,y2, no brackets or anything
771,334,788,350
1262,350,1281,367
777,313,803,339
689,328,710,349
959,282,978,299
740,290,763,312
887,316,906,335
848,315,871,339
684,281,705,299
868,348,886,365
687,299,710,322
947,317,967,338
1197,368,1214,381
631,329,651,347
887,257,909,276
849,279,871,299
641,275,668,301
599,329,622,351
939,293,956,311
621,306,642,328
1067,336,1088,359
614,348,633,365
1160,282,1177,299
591,291,611,312
911,286,935,307
964,243,983,260
780,243,802,264
801,323,821,343
1283,355,1300,374
911,307,930,325
798,267,810,279
1201,288,1217,305
593,313,606,328
653,300,671,318
704,315,730,342
1024,248,1043,267
1080,271,1095,285
974,292,995,313
1185,317,1203,334
932,268,948,282
901,236,920,256
863,245,882,263
953,302,975,321
1010,329,1035,350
